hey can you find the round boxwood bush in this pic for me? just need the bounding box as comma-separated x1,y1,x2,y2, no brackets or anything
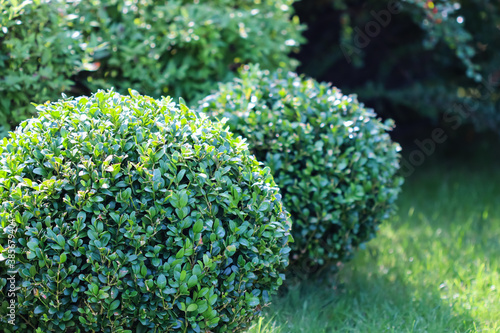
198,65,403,267
0,90,292,332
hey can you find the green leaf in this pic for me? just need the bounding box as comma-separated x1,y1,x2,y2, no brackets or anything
337,161,348,171
109,300,120,311
155,149,165,161
259,201,270,212
27,241,38,250
90,283,98,294
186,303,198,312
208,294,217,306
177,169,186,183
60,253,67,263
247,296,260,307
33,168,45,176
193,220,203,233
179,97,189,112
179,191,188,208
121,188,132,201
187,275,198,288
176,248,184,259
34,305,45,314
157,274,167,289
56,235,65,247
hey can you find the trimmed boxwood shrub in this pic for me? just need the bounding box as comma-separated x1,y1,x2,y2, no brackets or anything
0,90,292,332
198,65,403,267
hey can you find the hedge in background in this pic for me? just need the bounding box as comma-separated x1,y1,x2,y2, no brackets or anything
0,0,303,135
77,0,304,101
0,0,85,137
0,90,292,332
198,66,403,267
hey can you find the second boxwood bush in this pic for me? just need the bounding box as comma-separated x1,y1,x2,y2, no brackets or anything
198,65,404,267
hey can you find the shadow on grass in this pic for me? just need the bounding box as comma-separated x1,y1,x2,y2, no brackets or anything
255,260,477,333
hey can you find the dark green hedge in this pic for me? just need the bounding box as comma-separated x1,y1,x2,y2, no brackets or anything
294,0,500,136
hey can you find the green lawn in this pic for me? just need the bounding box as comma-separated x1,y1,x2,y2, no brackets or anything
248,158,500,333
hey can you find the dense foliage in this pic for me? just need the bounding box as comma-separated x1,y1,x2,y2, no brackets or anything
198,66,403,267
0,0,84,137
76,0,304,102
294,0,500,136
0,0,303,135
0,90,292,332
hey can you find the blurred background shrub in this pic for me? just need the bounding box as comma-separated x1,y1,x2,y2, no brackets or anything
0,0,86,137
293,0,500,140
2,0,499,142
74,0,303,100
0,0,303,135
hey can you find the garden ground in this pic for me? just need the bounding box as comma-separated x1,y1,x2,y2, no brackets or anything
249,153,500,333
